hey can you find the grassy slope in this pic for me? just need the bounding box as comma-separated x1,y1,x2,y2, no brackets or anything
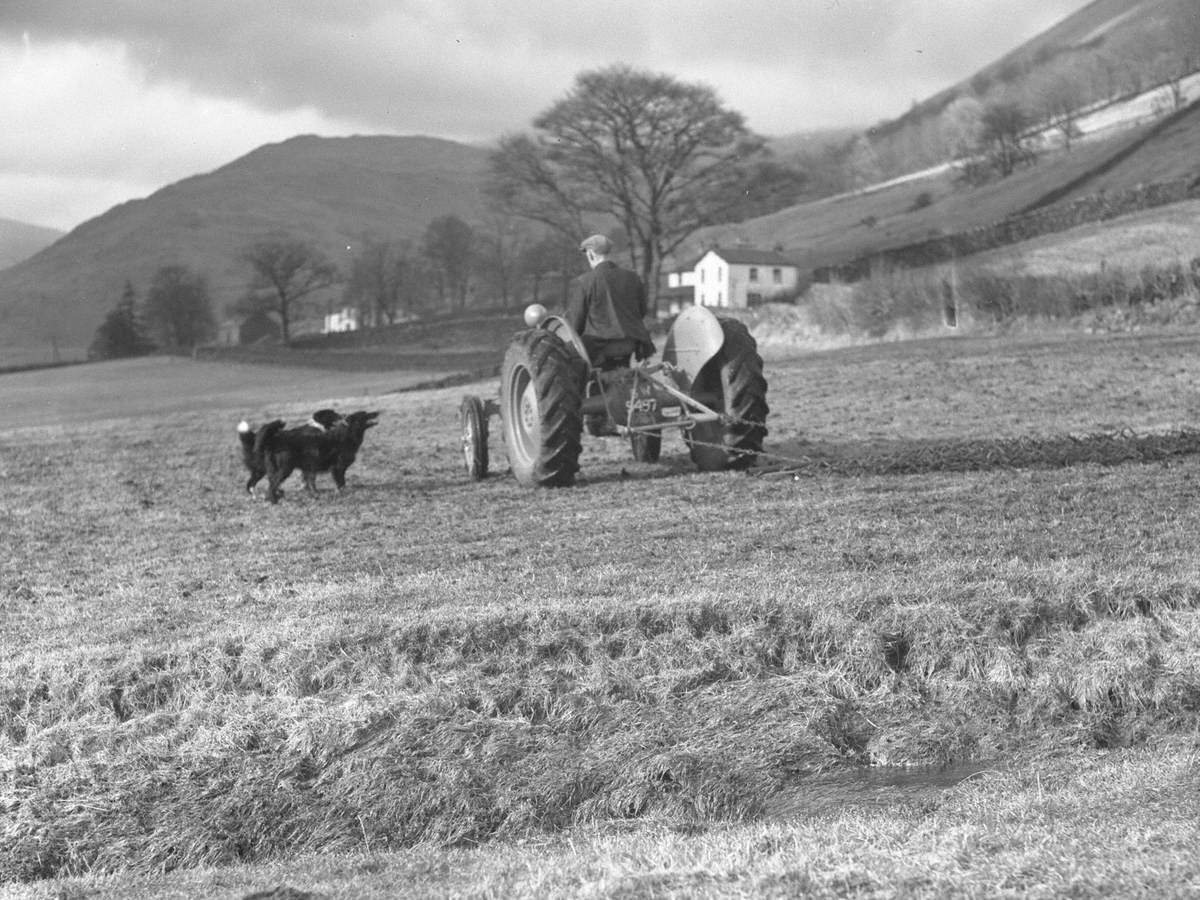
688,98,1200,273
1055,90,1200,202
972,198,1200,276
3,327,1200,892
685,131,1121,270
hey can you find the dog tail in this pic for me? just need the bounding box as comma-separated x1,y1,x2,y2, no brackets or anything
237,420,256,451
253,419,287,454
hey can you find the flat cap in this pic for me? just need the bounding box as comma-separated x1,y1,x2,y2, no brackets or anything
579,234,613,255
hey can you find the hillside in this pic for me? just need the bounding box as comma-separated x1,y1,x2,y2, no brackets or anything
868,0,1197,175
0,134,490,359
0,217,62,271
685,97,1200,272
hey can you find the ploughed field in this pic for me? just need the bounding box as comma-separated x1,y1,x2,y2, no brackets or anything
3,328,1200,894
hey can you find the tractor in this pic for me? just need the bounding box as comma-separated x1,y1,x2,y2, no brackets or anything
458,304,768,487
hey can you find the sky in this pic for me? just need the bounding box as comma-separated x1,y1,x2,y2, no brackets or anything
2,0,1093,232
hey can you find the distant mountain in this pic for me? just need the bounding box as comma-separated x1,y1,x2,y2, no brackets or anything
0,134,490,355
0,217,63,270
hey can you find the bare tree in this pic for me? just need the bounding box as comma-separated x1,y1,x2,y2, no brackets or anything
1036,70,1085,151
144,264,216,349
240,238,339,344
88,281,156,360
486,134,588,240
1152,26,1200,110
979,101,1036,177
520,232,580,307
843,136,883,189
422,216,475,311
344,238,420,325
474,212,534,311
487,64,765,311
941,96,984,161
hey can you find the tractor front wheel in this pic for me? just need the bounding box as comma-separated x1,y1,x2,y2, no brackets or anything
686,317,768,472
500,329,584,487
460,394,489,480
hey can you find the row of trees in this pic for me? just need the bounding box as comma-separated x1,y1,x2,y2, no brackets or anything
231,219,587,345
89,215,591,355
88,269,216,360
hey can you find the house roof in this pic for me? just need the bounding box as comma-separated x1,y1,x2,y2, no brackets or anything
703,247,797,267
660,254,703,275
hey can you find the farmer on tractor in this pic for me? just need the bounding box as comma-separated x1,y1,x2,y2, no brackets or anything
457,233,768,487
567,234,656,370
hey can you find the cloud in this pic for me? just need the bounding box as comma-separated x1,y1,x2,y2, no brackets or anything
0,36,364,229
2,0,1089,137
0,1,1093,228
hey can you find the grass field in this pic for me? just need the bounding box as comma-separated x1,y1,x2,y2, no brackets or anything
0,356,451,432
3,325,1200,897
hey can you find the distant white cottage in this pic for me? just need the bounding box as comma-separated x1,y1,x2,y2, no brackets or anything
667,246,801,311
324,306,360,333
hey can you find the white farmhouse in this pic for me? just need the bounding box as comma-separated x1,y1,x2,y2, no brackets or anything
323,306,360,333
692,247,800,309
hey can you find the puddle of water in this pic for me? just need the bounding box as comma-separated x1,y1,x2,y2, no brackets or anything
764,760,1001,819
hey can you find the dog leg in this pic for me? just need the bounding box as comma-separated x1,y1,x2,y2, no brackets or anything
267,465,292,503
246,470,265,496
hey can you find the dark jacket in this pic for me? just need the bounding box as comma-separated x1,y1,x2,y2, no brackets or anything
565,261,653,349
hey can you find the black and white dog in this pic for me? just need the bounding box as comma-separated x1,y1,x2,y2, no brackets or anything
238,410,380,502
237,418,285,496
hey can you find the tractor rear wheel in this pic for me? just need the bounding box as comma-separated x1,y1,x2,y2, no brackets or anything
501,329,584,487
686,317,768,471
460,394,489,480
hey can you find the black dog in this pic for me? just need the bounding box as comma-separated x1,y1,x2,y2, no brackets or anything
237,418,286,496
254,410,380,503
236,409,348,497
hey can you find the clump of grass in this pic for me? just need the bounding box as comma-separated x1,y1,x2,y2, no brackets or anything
4,587,1200,881
26,742,1200,898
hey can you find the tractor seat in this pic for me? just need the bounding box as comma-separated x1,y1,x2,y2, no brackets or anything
583,337,637,371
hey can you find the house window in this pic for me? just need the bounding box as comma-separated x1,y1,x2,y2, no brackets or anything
700,269,705,283
772,268,782,284
749,267,758,282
